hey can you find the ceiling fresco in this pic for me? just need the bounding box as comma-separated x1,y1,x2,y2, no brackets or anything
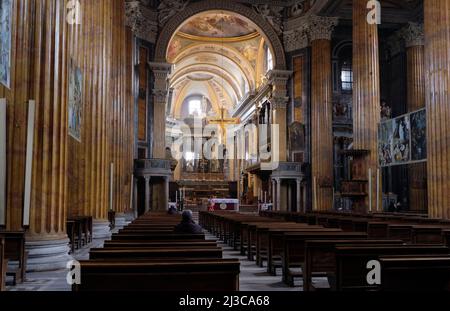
179,12,257,38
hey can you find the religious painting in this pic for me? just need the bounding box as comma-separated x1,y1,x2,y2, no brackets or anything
378,119,393,166
410,108,426,161
68,59,83,141
392,115,410,164
0,0,12,88
180,12,256,38
289,121,305,153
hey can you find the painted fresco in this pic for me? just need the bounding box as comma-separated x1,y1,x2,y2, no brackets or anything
68,60,83,141
410,109,426,161
180,13,256,38
0,0,12,88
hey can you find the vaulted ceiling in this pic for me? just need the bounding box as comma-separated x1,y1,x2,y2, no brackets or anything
166,11,273,119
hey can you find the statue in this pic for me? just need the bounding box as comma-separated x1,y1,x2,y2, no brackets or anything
380,100,392,120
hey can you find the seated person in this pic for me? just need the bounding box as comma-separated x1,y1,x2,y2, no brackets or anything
167,205,178,215
174,210,203,234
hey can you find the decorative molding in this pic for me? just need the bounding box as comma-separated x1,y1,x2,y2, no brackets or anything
252,4,284,35
400,22,424,48
149,62,172,104
283,29,309,52
308,15,338,41
283,14,338,52
157,0,190,27
125,1,158,43
289,0,317,18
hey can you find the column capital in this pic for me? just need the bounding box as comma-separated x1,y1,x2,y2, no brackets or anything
144,175,151,181
125,1,158,43
148,62,172,76
400,22,424,48
283,29,309,52
149,62,172,104
308,15,339,41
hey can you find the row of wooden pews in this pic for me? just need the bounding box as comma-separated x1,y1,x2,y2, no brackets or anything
199,210,450,291
73,212,240,291
66,216,93,253
0,231,27,290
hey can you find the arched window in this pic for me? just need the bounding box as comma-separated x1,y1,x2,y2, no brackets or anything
341,61,353,91
188,99,202,116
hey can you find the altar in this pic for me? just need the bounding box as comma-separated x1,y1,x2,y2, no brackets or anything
208,198,240,211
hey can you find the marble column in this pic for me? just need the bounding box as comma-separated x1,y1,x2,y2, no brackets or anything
401,23,427,213
133,176,138,218
276,178,281,211
296,178,302,213
164,176,170,211
144,176,151,213
268,70,292,163
424,0,450,219
309,15,338,211
271,179,276,208
352,0,381,212
149,62,171,159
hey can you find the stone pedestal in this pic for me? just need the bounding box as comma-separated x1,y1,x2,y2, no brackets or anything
92,219,112,239
24,236,73,272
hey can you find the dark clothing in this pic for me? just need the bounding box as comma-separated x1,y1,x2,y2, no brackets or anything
174,220,203,234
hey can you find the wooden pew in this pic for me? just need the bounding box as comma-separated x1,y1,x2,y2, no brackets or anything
281,232,368,286
73,259,240,291
379,255,450,291
110,233,205,241
335,244,450,291
266,228,342,276
0,235,7,291
1,231,27,285
89,248,223,260
254,224,324,266
103,240,218,248
444,229,450,248
303,239,404,291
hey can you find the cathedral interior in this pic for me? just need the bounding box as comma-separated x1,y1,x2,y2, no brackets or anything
0,0,450,294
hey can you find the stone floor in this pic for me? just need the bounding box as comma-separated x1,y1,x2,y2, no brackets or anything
5,220,325,291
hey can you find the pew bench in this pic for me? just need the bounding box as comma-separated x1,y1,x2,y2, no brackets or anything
1,231,27,285
73,259,240,291
379,255,450,291
335,244,450,291
89,248,223,260
0,235,7,291
303,239,404,291
281,232,368,286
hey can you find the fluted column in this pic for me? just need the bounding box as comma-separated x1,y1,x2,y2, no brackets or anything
276,178,281,211
424,0,450,219
149,62,171,159
296,178,302,212
352,0,381,212
144,176,151,212
267,70,291,163
309,15,338,211
26,0,72,271
401,23,427,213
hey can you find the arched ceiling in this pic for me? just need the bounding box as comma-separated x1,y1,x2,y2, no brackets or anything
167,10,273,119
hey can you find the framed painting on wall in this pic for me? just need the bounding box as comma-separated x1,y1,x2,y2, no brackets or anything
0,0,12,88
68,59,83,141
410,108,426,161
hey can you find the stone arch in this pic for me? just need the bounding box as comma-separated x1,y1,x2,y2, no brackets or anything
154,0,287,70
